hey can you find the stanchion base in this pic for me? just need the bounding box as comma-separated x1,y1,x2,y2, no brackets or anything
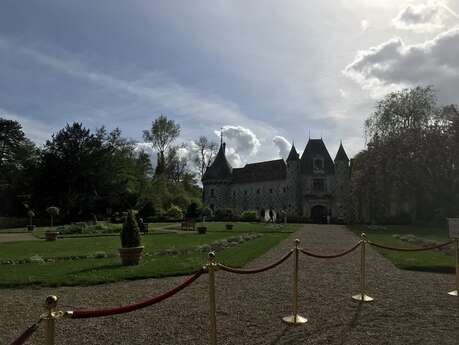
282,314,307,325
352,293,374,302
447,290,458,296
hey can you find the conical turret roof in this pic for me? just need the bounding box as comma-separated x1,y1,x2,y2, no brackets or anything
334,142,349,162
286,143,299,161
202,143,233,181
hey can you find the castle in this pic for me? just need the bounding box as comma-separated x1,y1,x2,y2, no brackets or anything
202,137,351,223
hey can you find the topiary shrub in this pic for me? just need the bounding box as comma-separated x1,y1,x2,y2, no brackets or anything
166,205,184,221
241,210,258,222
46,206,60,227
121,210,141,248
186,202,200,220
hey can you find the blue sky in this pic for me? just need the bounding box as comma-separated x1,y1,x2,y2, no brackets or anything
2,0,459,167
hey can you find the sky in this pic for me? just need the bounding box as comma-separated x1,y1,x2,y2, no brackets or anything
1,0,459,168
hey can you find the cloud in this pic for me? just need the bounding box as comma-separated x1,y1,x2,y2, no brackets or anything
216,125,261,157
361,19,370,32
343,26,459,102
392,1,459,32
272,136,291,159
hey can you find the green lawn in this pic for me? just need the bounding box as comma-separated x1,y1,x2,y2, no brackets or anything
348,224,455,273
0,222,298,287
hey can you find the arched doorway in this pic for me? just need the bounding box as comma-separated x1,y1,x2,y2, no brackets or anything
311,205,327,224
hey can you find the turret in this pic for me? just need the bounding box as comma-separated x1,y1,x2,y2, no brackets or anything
334,141,351,223
286,143,300,215
202,142,233,213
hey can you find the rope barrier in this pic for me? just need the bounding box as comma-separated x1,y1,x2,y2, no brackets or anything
217,249,293,274
368,240,454,252
8,318,43,345
299,241,362,259
69,268,205,319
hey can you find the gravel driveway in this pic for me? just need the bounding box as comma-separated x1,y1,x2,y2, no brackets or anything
1,224,458,345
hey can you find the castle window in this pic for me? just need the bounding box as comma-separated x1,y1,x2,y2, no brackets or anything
233,191,236,197
283,187,286,193
244,190,248,195
269,188,273,194
210,189,215,197
256,189,260,194
313,179,325,192
313,158,324,173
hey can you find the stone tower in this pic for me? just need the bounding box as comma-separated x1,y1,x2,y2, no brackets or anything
286,143,301,216
202,142,233,213
334,142,350,223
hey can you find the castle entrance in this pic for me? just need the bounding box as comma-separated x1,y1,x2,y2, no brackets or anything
311,205,327,224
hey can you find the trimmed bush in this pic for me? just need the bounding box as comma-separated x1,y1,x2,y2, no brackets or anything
120,210,141,248
241,210,257,221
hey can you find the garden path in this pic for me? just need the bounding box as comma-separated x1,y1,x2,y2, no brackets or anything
1,224,458,344
0,232,38,243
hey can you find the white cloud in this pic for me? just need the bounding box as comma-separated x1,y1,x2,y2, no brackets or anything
361,19,370,32
392,1,458,32
343,26,459,102
272,136,291,159
216,125,261,157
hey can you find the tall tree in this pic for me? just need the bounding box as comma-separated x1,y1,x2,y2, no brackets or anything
143,115,180,176
0,118,38,216
193,136,218,180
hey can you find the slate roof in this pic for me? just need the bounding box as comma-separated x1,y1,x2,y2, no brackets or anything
334,142,349,162
202,143,233,181
232,159,287,183
286,144,300,161
300,139,335,174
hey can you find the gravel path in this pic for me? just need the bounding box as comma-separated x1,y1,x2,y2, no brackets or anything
0,233,37,243
1,224,458,345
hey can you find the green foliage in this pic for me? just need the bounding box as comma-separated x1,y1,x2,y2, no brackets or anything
166,205,183,221
201,207,212,218
186,202,200,219
120,211,141,248
215,208,234,221
46,206,60,216
241,210,257,221
353,87,459,224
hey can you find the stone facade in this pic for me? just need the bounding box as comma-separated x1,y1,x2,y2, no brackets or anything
202,138,351,223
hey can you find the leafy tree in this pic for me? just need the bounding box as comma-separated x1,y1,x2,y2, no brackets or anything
0,118,38,216
143,115,180,176
353,86,459,224
166,204,183,221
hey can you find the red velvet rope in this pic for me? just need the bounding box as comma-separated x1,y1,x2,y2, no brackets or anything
217,250,293,274
70,269,205,319
368,240,454,252
299,241,362,259
9,319,42,345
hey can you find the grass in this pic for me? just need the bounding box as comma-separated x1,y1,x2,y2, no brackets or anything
348,224,455,273
0,222,297,287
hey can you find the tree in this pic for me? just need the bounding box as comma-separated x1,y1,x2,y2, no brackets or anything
353,86,458,224
0,118,38,216
193,136,218,180
143,115,180,176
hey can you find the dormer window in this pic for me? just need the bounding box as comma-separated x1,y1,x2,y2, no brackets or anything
313,157,324,173
210,189,215,197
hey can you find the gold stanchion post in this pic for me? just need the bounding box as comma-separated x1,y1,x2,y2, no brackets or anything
352,233,374,302
448,238,458,296
207,252,218,345
44,295,58,345
282,239,307,325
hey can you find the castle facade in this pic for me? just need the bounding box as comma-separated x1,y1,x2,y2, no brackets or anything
202,138,351,223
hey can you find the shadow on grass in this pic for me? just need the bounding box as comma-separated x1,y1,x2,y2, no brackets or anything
397,265,455,274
